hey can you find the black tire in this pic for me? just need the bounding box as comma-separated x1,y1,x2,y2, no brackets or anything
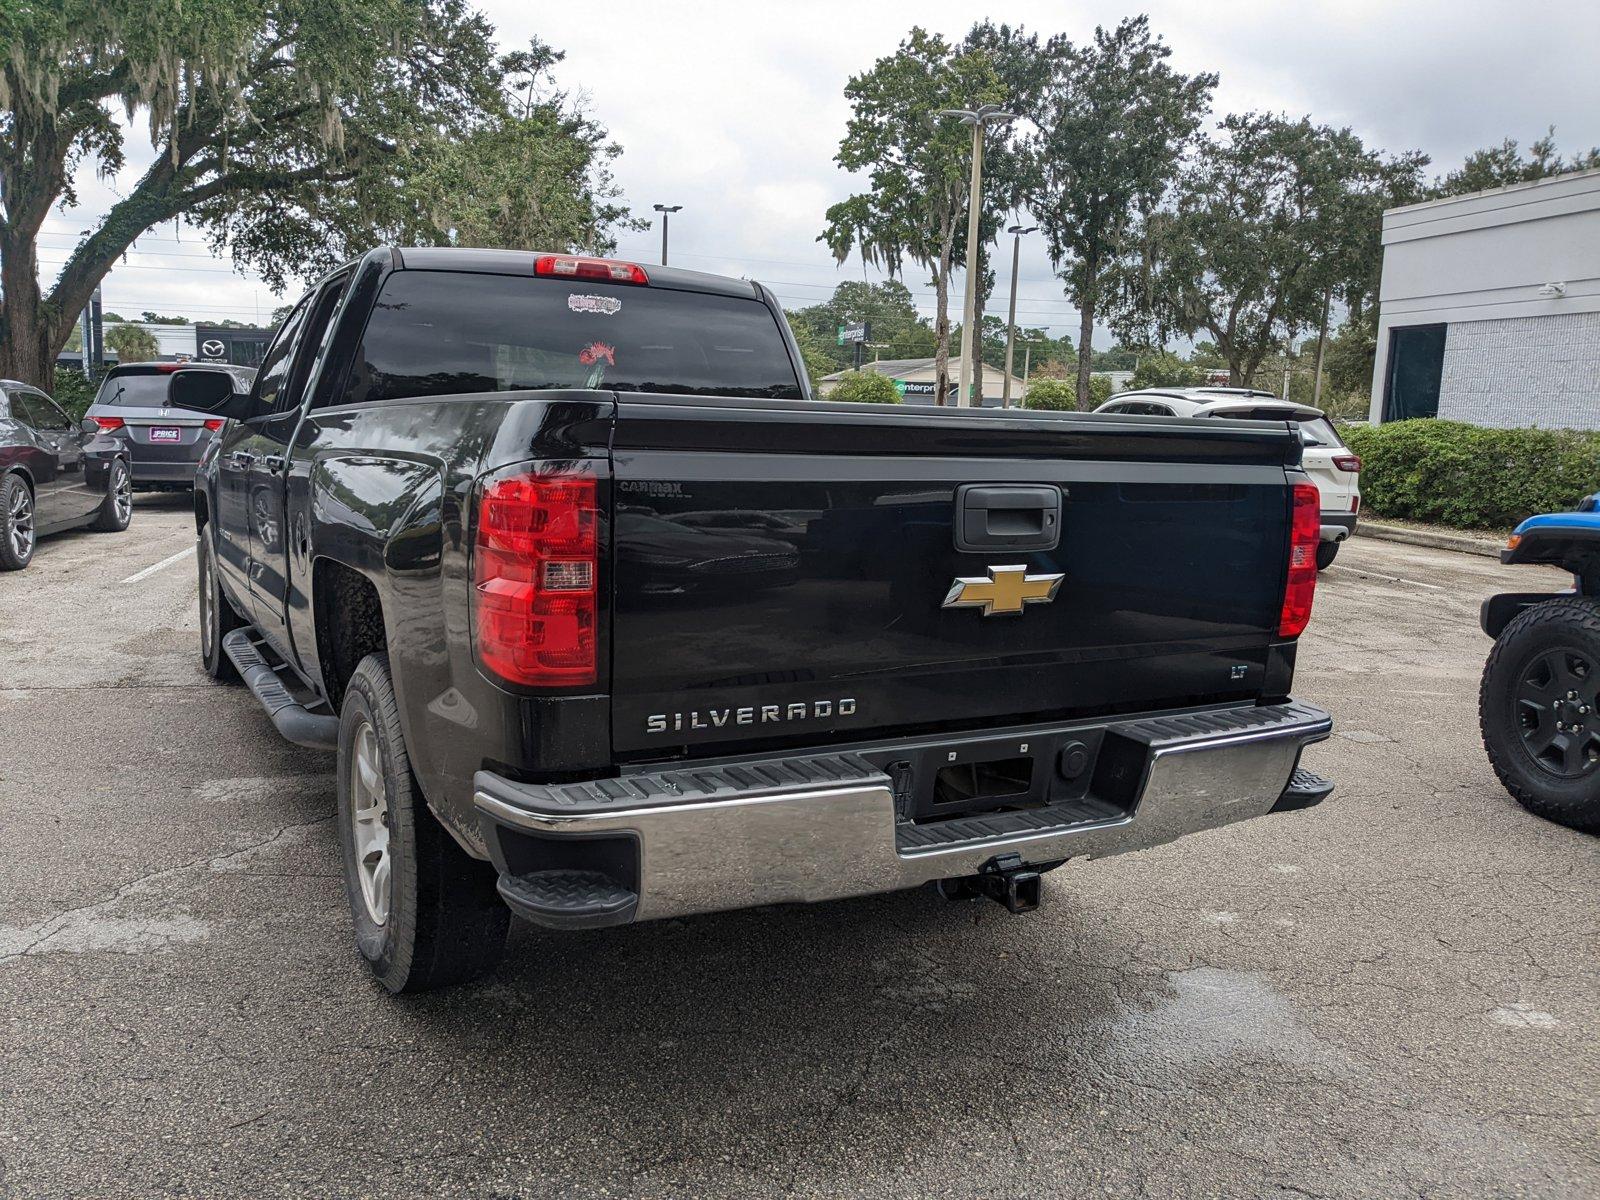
90,458,132,532
337,653,509,992
1315,541,1339,570
0,474,35,571
197,531,243,682
1480,597,1600,835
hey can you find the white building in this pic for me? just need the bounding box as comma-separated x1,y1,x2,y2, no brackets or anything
1369,168,1600,428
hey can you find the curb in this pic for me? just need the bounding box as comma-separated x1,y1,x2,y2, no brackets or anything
1353,520,1502,559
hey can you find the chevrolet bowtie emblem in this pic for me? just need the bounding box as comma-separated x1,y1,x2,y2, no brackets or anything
942,565,1064,616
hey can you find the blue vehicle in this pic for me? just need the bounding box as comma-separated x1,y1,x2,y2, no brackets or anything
1480,496,1600,834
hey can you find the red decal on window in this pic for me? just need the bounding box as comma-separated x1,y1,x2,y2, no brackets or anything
579,341,615,366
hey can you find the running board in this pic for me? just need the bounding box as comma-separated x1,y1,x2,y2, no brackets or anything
222,628,339,751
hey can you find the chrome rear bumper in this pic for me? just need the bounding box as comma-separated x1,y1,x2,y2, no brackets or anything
474,701,1332,928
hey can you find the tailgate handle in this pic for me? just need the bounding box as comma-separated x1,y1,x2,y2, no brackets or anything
954,484,1063,552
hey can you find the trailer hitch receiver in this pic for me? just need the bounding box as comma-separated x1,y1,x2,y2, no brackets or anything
977,852,1041,914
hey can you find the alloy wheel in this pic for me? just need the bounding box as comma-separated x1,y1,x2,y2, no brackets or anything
348,718,392,925
112,464,132,524
8,485,33,560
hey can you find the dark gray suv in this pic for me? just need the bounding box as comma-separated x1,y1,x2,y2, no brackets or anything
85,362,256,490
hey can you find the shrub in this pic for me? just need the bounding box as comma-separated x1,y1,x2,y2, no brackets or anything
1023,378,1077,410
50,368,99,420
826,369,902,404
1342,419,1600,530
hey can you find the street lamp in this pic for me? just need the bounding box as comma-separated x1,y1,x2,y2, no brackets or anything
1001,224,1036,408
938,104,1015,407
652,204,682,265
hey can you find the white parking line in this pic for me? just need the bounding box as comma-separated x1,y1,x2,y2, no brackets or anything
121,546,195,584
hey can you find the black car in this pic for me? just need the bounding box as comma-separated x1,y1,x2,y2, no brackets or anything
0,380,132,569
85,361,256,490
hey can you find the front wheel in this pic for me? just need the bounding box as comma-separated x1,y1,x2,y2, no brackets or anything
337,653,509,993
1480,597,1600,834
1315,541,1339,570
0,474,35,570
90,459,132,532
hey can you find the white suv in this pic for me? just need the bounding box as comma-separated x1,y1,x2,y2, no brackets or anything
1096,388,1360,569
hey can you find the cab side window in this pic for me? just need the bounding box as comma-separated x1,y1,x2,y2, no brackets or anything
290,271,354,412
251,296,313,417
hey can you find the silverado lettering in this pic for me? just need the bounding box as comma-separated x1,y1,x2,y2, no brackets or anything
647,698,857,735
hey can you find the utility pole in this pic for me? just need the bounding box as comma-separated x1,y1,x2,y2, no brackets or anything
652,204,682,265
939,104,1015,408
1001,224,1036,407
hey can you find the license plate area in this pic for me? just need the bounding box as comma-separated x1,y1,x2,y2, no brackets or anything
900,730,1116,823
148,427,181,443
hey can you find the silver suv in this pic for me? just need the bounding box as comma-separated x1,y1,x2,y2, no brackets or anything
84,362,255,490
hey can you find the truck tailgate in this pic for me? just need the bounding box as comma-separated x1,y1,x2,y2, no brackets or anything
609,397,1299,759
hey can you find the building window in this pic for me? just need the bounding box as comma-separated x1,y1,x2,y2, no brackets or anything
1383,324,1447,422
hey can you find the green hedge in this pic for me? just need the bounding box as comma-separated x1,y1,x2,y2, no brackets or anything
1342,419,1600,530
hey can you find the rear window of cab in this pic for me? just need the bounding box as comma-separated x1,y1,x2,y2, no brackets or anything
341,270,804,405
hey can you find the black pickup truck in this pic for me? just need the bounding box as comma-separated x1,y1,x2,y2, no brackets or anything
180,247,1333,993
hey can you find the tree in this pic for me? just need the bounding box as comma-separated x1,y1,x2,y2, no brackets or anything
401,41,640,254
1110,114,1404,386
821,29,1009,405
787,280,935,374
0,1,506,388
139,312,190,326
826,370,902,404
786,318,836,390
105,323,158,363
1437,127,1600,197
1129,350,1200,389
1028,17,1215,409
1323,312,1378,399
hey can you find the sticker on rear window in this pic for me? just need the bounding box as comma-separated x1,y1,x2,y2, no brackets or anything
579,341,615,366
568,293,621,316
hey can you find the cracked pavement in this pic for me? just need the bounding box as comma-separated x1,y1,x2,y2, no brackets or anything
1,498,1596,1198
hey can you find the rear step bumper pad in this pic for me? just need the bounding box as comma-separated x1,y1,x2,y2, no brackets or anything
221,628,339,751
475,701,1332,928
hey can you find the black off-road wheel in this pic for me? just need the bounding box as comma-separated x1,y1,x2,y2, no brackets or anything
0,474,35,571
1480,597,1600,835
90,458,133,532
337,653,509,993
1315,541,1339,570
197,531,243,682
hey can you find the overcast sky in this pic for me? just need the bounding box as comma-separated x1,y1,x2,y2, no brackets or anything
38,0,1600,344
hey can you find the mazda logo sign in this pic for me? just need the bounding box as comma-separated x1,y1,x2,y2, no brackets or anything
201,339,225,357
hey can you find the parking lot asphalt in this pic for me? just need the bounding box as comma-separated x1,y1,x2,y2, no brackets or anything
1,497,1596,1199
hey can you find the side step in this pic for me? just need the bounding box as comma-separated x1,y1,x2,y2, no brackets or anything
222,628,339,751
497,870,639,931
1271,766,1335,813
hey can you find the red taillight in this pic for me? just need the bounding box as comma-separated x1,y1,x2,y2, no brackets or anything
1332,454,1361,473
94,416,124,431
203,419,224,432
1279,482,1321,638
533,254,649,285
473,464,598,688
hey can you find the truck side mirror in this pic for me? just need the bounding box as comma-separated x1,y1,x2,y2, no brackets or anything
170,369,253,421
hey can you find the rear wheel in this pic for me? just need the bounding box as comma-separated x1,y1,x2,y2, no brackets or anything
1315,541,1339,570
337,653,509,992
0,475,35,571
1480,598,1600,834
90,459,132,532
197,531,242,681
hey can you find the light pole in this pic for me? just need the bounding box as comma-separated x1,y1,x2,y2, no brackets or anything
652,204,682,265
1001,224,1036,407
939,104,1015,407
